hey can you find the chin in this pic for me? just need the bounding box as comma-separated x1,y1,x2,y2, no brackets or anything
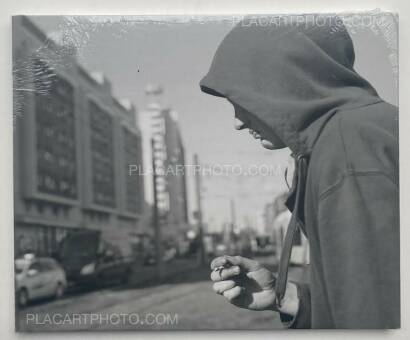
261,139,283,150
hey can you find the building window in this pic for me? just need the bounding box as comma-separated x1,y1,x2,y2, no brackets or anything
123,128,142,213
34,59,77,199
89,101,116,207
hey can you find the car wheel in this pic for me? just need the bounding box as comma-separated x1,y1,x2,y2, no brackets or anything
17,288,29,308
55,283,65,299
96,275,105,289
121,269,132,284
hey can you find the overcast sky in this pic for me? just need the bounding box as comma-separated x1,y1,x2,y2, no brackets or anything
31,15,398,233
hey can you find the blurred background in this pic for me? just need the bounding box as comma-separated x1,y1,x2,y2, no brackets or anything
12,14,397,331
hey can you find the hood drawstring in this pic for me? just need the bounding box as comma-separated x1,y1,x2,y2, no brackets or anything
275,154,308,308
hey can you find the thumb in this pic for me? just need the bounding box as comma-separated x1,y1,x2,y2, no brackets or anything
225,256,261,272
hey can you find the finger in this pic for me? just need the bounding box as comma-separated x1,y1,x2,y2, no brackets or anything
223,286,244,301
225,255,260,271
210,266,240,281
210,256,228,270
213,280,236,294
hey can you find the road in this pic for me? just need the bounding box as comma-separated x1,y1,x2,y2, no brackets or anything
17,257,308,332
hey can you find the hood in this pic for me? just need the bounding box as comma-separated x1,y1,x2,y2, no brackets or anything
200,14,382,155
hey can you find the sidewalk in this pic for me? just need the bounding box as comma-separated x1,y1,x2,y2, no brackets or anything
128,255,309,288
128,257,200,287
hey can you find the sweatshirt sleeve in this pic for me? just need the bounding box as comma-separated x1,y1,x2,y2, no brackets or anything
317,172,400,328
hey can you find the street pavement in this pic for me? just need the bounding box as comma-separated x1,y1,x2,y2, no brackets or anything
17,256,308,332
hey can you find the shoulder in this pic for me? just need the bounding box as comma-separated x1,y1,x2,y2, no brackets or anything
336,101,398,175
309,101,399,196
337,101,398,150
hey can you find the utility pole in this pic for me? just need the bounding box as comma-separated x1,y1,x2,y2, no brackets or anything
151,138,162,279
194,153,206,265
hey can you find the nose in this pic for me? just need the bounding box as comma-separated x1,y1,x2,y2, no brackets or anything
234,117,247,130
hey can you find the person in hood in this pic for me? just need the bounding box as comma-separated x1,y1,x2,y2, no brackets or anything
200,15,399,329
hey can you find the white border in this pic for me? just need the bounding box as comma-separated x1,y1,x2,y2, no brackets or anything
0,1,409,339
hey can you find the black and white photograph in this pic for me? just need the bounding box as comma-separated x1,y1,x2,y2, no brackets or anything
11,11,399,331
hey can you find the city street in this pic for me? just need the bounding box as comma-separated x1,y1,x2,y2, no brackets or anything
17,257,308,331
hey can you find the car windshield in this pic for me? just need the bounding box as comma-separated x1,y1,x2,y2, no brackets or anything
15,259,28,274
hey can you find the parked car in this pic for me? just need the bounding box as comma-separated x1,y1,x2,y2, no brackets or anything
79,248,133,288
163,247,177,262
58,230,133,288
15,254,67,307
143,247,177,266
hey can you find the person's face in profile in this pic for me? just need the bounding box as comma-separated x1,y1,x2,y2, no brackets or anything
232,103,286,150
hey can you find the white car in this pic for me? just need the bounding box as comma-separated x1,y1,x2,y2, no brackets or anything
15,255,67,307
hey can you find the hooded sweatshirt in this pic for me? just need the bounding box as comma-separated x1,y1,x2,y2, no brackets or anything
200,15,399,329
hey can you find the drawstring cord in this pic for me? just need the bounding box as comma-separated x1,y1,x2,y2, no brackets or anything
275,154,308,308
284,167,291,189
284,152,296,189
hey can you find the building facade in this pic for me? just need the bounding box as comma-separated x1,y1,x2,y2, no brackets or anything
13,16,144,257
150,106,189,252
162,109,189,231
